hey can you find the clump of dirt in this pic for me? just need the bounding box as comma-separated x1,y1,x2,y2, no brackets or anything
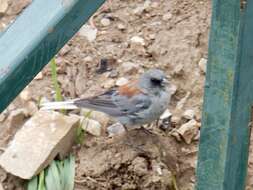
75,129,179,190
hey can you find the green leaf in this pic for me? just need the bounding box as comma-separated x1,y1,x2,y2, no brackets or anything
50,57,65,114
27,176,38,190
62,155,75,190
45,161,62,190
75,124,85,145
38,170,45,190
50,58,63,102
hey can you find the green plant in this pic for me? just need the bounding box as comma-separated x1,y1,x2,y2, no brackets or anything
75,110,92,145
27,155,75,190
28,58,75,190
50,57,63,102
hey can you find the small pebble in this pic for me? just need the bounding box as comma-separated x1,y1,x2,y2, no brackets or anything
160,109,172,120
117,23,126,30
162,13,172,21
102,79,115,89
116,77,129,86
121,62,139,74
79,24,97,42
109,70,119,78
169,84,177,95
183,109,195,120
177,119,198,144
198,58,207,73
100,18,111,26
81,118,102,136
107,122,126,136
130,36,145,46
20,88,31,101
34,72,43,80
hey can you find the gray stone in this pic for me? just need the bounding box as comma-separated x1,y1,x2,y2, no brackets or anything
107,123,126,136
80,117,102,136
0,111,79,179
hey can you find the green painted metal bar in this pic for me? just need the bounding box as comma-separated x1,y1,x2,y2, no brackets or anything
0,0,105,112
196,0,253,190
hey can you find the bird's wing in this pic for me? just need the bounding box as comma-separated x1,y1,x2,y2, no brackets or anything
73,85,152,117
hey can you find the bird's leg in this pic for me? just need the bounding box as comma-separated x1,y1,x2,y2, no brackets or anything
140,125,155,136
155,119,159,127
123,125,129,132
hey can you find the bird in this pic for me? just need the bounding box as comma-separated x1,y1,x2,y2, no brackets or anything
41,69,171,130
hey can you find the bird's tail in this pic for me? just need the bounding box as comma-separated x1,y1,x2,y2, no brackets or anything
40,100,78,110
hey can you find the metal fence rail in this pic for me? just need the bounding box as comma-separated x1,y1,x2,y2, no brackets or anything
0,0,105,112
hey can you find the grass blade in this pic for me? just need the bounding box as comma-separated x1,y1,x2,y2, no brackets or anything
50,58,63,102
45,160,62,190
38,170,45,190
62,155,75,190
27,176,38,190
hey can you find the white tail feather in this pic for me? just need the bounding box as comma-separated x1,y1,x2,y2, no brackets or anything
40,100,78,110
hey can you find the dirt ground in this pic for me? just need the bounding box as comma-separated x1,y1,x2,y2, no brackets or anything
0,0,253,190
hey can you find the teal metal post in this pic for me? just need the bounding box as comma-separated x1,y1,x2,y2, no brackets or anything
196,0,253,190
0,0,105,112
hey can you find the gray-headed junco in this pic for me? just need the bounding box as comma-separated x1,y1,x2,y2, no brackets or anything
41,69,171,129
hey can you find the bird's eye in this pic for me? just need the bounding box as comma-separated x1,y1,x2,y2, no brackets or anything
151,78,162,86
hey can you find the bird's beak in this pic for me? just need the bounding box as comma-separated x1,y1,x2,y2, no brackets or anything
162,78,170,86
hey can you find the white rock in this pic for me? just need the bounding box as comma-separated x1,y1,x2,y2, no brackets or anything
107,123,126,136
0,110,7,122
19,88,31,101
0,111,79,179
177,119,198,144
148,34,156,40
34,72,43,80
121,62,139,74
83,56,93,62
81,108,110,128
0,0,8,14
25,101,38,116
162,13,172,21
130,36,145,46
117,23,126,30
116,77,129,86
79,24,97,42
169,83,177,95
81,118,102,136
102,78,115,89
160,109,172,120
183,109,195,120
173,64,184,75
198,58,207,73
100,18,111,26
